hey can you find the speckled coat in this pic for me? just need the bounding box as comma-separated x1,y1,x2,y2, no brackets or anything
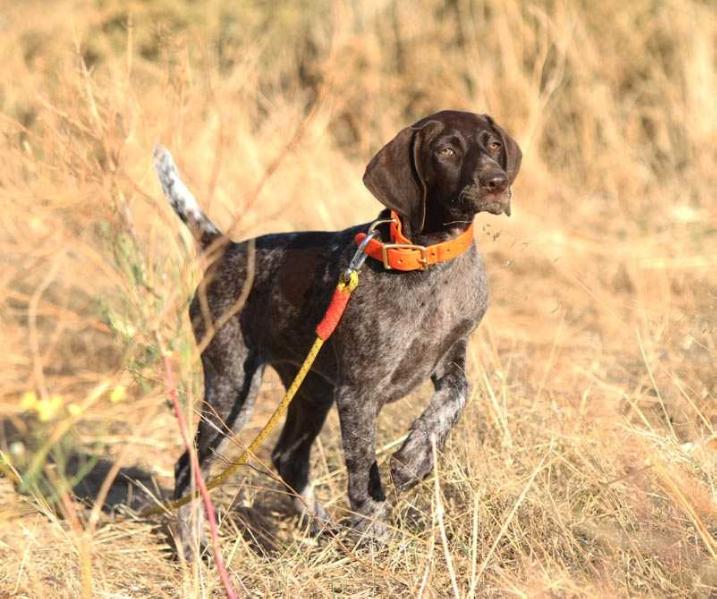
153,109,521,556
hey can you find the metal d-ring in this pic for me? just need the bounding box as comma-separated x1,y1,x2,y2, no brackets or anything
342,216,397,282
366,217,398,236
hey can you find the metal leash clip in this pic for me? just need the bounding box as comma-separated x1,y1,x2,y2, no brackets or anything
342,217,396,283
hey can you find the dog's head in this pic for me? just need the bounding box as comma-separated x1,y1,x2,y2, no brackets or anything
363,110,522,236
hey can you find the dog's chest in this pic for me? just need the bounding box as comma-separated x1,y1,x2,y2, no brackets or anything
338,258,487,398
385,284,482,390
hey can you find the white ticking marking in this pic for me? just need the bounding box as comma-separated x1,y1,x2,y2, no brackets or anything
152,145,219,235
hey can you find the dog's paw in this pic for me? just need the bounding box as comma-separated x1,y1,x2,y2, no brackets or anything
351,517,390,546
175,537,208,563
347,499,391,546
173,528,209,563
173,505,208,562
297,499,335,537
293,486,334,536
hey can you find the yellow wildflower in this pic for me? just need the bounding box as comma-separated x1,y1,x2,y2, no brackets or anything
109,385,127,403
67,404,83,417
37,395,62,422
20,391,38,411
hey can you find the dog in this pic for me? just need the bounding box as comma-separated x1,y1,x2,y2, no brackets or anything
153,109,521,558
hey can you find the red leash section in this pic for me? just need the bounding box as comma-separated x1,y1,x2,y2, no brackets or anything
315,270,359,340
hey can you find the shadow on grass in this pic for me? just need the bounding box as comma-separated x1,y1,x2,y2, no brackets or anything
1,417,316,559
0,416,166,512
67,454,167,512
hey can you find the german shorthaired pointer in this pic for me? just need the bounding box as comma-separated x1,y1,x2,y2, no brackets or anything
154,110,521,558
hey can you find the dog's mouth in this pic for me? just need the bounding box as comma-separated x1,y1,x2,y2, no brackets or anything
460,187,512,217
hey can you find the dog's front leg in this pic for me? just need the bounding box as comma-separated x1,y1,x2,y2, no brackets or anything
390,338,469,492
336,387,390,540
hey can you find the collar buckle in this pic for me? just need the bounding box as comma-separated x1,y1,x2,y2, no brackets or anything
380,243,428,270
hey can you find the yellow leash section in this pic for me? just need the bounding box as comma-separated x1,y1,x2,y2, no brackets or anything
140,270,361,518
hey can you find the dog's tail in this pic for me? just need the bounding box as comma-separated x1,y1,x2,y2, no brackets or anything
153,145,222,249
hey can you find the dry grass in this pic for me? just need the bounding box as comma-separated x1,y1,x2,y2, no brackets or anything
0,0,715,596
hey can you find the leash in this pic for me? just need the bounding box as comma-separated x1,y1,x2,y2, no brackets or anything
139,229,378,517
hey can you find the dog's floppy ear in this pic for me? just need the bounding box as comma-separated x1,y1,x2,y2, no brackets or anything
363,120,443,234
485,115,522,185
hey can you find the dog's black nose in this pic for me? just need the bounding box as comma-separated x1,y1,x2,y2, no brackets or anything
482,173,508,193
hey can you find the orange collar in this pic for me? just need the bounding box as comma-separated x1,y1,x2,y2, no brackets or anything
355,211,474,271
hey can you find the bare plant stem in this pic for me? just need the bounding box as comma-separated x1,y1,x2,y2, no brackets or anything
156,333,238,599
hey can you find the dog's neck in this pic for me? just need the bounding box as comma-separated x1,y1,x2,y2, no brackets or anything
395,213,474,247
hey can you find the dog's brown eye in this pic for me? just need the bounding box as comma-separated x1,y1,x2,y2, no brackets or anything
438,147,456,158
488,141,502,152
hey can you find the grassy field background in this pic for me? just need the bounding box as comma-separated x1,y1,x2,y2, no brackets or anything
0,0,715,596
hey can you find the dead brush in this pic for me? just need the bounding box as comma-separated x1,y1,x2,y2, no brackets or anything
0,0,715,597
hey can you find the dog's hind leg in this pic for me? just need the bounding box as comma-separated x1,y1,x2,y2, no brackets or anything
172,319,265,560
271,364,334,532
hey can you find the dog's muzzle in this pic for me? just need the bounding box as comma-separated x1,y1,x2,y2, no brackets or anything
462,186,512,217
